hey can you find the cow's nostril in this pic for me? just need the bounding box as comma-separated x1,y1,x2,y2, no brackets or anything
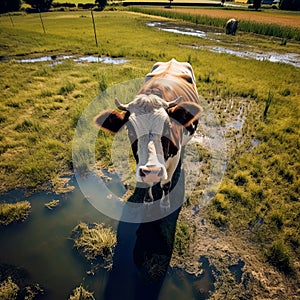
139,168,150,177
139,169,145,177
139,167,161,178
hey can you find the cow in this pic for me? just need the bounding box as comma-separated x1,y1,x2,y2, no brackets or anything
226,18,239,35
94,59,202,209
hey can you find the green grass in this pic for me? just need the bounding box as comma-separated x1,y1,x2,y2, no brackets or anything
0,201,31,225
0,277,19,300
128,6,300,40
69,284,95,300
71,222,117,270
0,9,299,275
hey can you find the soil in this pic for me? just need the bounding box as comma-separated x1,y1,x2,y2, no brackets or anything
171,206,300,300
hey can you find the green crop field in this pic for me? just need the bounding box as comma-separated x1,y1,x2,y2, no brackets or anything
0,7,299,298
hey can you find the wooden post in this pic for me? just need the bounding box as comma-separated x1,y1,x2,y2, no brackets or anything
38,9,46,34
9,14,14,27
91,9,98,48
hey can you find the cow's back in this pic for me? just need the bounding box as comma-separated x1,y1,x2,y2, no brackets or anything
139,59,200,106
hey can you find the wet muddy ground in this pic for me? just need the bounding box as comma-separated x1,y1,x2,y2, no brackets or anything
147,21,300,68
2,20,299,69
171,206,298,300
0,54,129,65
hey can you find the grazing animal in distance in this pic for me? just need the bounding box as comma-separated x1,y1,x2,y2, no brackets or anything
226,18,239,35
94,59,202,208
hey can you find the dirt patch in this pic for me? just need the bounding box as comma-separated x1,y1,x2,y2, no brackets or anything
172,8,300,29
171,207,300,300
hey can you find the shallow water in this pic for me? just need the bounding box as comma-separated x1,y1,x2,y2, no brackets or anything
0,177,214,299
208,46,300,68
147,22,300,68
16,55,129,65
17,55,72,63
147,22,221,42
0,179,114,299
74,56,129,65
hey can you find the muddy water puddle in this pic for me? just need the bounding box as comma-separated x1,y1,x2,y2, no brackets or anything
147,21,222,42
0,177,216,299
7,55,128,65
147,22,300,68
200,46,300,68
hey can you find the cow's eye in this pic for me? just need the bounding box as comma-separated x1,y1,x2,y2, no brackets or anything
181,73,193,84
185,76,193,84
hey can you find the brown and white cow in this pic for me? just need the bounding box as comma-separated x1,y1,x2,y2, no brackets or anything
94,59,202,206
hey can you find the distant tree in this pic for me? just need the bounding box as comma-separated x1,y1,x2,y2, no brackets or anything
24,0,53,11
95,0,107,10
0,0,21,13
280,0,300,10
253,0,261,10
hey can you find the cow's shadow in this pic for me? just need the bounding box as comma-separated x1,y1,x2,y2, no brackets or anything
104,161,184,300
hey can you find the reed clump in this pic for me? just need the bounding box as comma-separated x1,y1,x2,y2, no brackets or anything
0,201,31,225
71,222,117,270
0,277,19,300
69,284,95,300
44,199,60,210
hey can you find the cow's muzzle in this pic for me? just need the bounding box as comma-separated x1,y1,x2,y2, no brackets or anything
138,165,165,183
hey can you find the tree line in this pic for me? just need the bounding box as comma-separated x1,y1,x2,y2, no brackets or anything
260,0,299,10
0,0,299,17
0,0,108,13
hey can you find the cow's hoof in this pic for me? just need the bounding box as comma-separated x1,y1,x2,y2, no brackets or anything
144,197,154,205
144,189,154,205
160,197,170,211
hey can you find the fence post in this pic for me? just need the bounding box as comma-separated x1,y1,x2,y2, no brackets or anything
38,9,46,34
9,14,14,27
91,9,98,48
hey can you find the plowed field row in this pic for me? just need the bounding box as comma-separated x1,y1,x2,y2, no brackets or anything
171,8,300,28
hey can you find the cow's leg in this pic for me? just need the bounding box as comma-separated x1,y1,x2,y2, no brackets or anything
144,185,154,205
160,154,183,210
128,183,151,204
146,151,183,210
160,182,171,210
149,182,163,202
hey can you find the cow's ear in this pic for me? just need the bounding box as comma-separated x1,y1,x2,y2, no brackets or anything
168,103,203,127
94,110,129,133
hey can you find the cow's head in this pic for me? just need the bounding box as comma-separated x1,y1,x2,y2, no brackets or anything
94,94,202,184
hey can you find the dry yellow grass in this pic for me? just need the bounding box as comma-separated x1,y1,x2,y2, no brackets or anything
172,8,300,28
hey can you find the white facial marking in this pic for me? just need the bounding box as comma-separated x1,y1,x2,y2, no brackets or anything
126,94,170,183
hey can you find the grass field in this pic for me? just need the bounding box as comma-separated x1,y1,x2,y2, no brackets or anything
172,7,300,28
129,6,300,39
0,8,299,297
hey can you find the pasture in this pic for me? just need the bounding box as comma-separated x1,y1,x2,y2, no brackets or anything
168,7,300,28
0,7,299,299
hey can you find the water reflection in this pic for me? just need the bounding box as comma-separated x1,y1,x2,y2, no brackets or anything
147,21,300,68
0,179,115,299
208,46,300,68
0,173,215,299
74,56,128,64
18,55,72,63
15,55,129,65
104,162,184,300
